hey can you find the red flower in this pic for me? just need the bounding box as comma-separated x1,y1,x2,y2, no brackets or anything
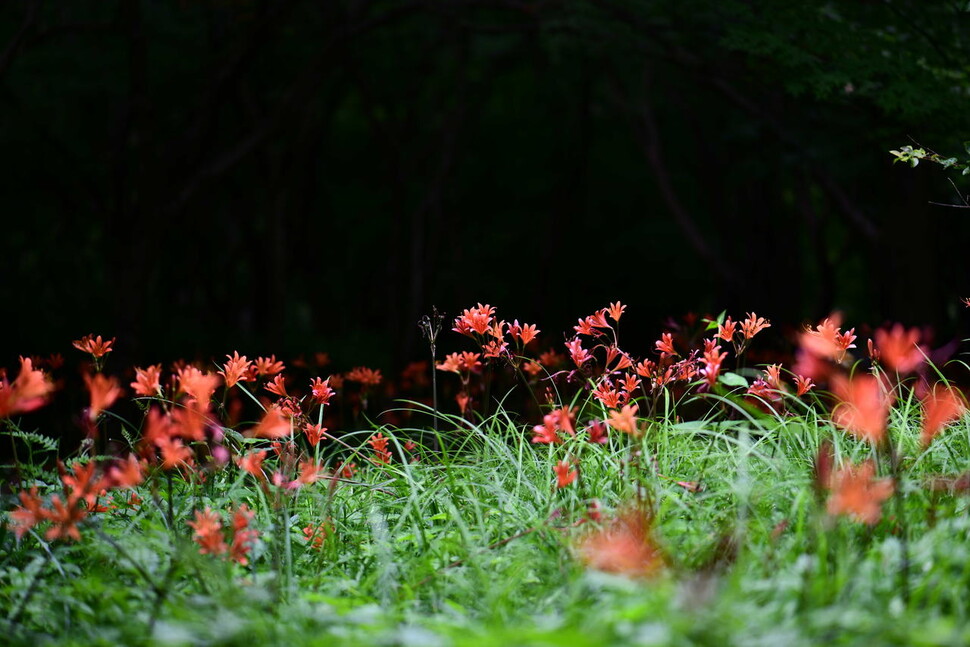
921,384,966,446
250,408,291,439
237,450,268,479
303,522,329,550
188,508,228,556
254,355,286,377
565,339,591,367
309,377,335,404
873,324,924,374
587,420,609,444
826,461,893,525
346,366,382,386
177,367,221,409
794,375,815,397
800,315,856,363
699,345,727,388
606,301,627,322
717,317,737,343
130,364,162,397
368,432,392,464
45,495,87,541
157,436,193,470
577,509,664,578
265,374,288,397
655,332,676,355
608,404,640,436
740,313,770,340
219,352,253,389
453,303,495,336
0,357,55,418
107,454,145,489
83,373,122,420
554,460,577,488
9,487,48,539
574,317,597,337
303,423,328,447
592,379,624,409
831,374,893,445
72,334,115,358
229,505,258,565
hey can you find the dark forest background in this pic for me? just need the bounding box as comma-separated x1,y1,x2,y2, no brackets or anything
2,0,970,370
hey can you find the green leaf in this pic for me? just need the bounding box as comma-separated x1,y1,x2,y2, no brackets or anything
2,429,58,453
718,372,749,388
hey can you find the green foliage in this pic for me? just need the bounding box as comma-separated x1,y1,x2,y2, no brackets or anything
891,144,970,176
2,395,970,645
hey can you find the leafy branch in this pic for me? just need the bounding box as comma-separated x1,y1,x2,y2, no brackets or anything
889,143,970,174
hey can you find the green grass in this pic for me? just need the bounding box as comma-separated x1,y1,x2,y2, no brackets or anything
4,383,970,645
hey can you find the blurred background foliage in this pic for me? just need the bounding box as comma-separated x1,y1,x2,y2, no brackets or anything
2,0,969,368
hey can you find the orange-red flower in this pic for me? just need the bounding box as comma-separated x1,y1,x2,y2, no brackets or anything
292,460,325,487
72,334,115,358
741,313,770,340
303,422,328,446
606,301,627,322
368,432,392,463
0,357,55,418
532,407,575,443
347,366,382,386
188,508,228,556
229,505,258,565
831,374,893,445
565,339,591,367
83,373,122,420
9,487,47,539
620,373,641,394
107,454,145,489
219,352,253,389
826,460,893,525
795,375,815,397
576,509,664,578
481,339,508,359
800,315,856,363
699,344,727,388
157,436,193,470
437,351,482,374
130,364,162,397
254,355,286,377
309,377,335,404
251,407,292,439
587,420,608,444
717,317,737,343
303,521,330,550
453,303,495,336
655,332,676,355
265,374,288,397
177,367,221,409
592,379,624,409
873,324,925,374
538,349,566,368
921,384,966,446
44,494,87,541
237,449,268,479
574,317,597,337
607,403,640,436
554,460,577,488
456,392,471,414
